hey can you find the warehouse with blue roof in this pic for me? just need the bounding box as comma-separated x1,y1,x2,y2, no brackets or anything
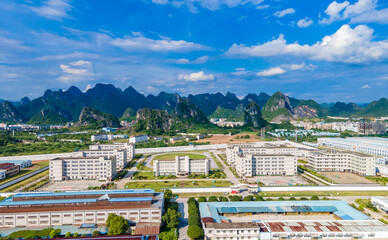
200,200,388,240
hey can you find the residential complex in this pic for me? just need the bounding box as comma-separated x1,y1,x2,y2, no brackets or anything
49,156,117,181
73,149,127,171
153,156,210,177
358,122,386,135
292,121,387,134
0,190,164,233
89,142,135,160
199,200,388,240
307,150,376,176
318,137,388,157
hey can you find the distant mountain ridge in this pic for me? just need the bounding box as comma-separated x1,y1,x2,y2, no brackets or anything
0,84,386,124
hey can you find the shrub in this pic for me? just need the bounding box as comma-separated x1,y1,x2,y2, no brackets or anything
92,230,100,236
197,196,207,202
188,215,201,227
289,197,296,200
243,195,254,201
278,197,285,201
300,197,308,200
65,232,72,237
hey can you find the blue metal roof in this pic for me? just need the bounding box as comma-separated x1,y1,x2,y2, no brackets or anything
199,201,371,223
0,197,153,206
12,189,154,199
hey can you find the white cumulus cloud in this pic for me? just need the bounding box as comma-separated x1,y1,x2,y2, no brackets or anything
59,60,95,83
273,8,295,17
361,84,371,88
178,71,215,82
320,0,388,24
111,34,209,53
257,67,286,77
297,17,313,28
226,24,388,63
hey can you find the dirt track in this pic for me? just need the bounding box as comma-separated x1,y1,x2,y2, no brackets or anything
194,133,263,144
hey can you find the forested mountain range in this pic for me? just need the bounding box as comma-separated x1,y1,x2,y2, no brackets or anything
0,84,386,124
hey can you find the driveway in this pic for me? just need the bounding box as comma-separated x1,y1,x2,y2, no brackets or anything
176,198,189,240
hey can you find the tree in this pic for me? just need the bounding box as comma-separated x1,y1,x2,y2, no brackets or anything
188,197,196,205
106,213,129,235
208,196,218,202
278,197,285,201
164,189,173,199
92,230,100,236
300,197,308,200
187,225,204,240
197,196,207,202
311,196,319,200
188,215,201,227
65,232,72,237
162,208,181,229
159,229,178,240
289,197,296,200
219,196,229,202
73,232,79,237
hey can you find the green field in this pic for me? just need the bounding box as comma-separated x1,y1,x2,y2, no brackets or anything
124,180,231,189
257,191,388,197
1,170,49,192
154,152,206,160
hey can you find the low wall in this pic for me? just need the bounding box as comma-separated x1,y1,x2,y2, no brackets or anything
0,153,73,161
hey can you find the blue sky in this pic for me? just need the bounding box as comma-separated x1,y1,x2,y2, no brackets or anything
0,0,387,103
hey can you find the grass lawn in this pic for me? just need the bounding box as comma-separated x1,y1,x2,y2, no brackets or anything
1,170,49,192
154,152,206,160
26,161,49,170
0,169,35,185
124,180,231,189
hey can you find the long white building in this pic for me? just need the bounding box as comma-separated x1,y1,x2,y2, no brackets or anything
73,148,127,170
0,190,163,230
318,137,388,157
153,156,210,177
307,150,376,176
49,156,117,181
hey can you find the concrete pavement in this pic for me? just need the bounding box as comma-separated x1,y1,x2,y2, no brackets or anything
176,198,189,240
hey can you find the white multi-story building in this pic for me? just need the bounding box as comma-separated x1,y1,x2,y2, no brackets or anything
318,137,388,158
49,156,117,181
153,156,210,177
0,160,32,169
129,135,148,143
307,150,375,176
236,154,297,177
226,143,300,177
89,142,135,160
73,149,127,170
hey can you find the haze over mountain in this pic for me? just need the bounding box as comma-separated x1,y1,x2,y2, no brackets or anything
0,84,386,125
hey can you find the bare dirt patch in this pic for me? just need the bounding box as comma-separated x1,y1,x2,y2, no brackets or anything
318,172,376,184
194,133,263,144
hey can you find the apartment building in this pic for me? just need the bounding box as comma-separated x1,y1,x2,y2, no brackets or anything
307,150,375,176
0,190,163,230
0,160,32,169
89,142,135,160
236,154,297,177
153,156,210,177
91,134,128,141
0,163,20,177
49,156,117,181
318,137,388,157
73,149,127,170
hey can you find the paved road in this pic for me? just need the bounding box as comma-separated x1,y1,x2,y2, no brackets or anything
211,150,240,185
116,158,142,189
176,198,189,240
0,166,49,191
